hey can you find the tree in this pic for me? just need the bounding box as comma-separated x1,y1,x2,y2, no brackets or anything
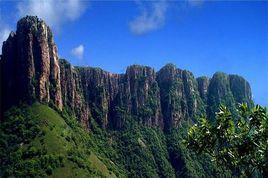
184,103,268,177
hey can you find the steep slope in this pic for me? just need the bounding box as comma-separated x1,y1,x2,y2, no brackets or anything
206,72,253,118
196,76,210,104
156,64,204,131
229,74,254,108
0,103,121,177
206,72,236,118
1,16,62,112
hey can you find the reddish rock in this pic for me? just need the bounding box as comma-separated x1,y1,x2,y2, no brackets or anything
1,16,62,110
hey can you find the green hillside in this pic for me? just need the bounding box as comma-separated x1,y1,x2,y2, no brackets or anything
0,103,120,177
0,103,228,177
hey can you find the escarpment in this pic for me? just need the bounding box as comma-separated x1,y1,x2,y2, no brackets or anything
156,64,204,131
229,74,253,108
1,16,62,112
0,16,254,131
197,76,210,104
59,62,163,129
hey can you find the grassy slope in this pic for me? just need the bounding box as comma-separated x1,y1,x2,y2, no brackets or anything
33,104,117,178
0,103,119,178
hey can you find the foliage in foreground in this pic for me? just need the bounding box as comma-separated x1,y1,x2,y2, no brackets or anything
185,103,268,177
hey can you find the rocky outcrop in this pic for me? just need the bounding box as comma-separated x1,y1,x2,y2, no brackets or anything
229,74,253,108
182,70,205,119
206,72,236,118
76,64,163,129
197,76,210,104
0,16,254,131
59,60,163,129
157,64,186,130
156,64,204,131
124,65,163,127
59,59,90,128
1,16,62,111
76,66,122,128
206,72,254,119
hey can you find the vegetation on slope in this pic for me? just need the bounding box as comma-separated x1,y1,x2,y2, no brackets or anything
0,103,120,177
0,102,228,178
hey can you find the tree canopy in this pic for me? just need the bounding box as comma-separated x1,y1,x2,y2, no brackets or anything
185,103,268,177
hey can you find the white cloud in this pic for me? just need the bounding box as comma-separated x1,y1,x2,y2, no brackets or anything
17,0,88,32
0,28,10,43
0,28,10,51
71,44,84,59
0,13,11,51
129,1,168,35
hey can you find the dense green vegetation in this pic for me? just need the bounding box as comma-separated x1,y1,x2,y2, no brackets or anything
166,123,230,178
0,103,228,177
88,113,228,178
0,103,119,177
185,103,268,177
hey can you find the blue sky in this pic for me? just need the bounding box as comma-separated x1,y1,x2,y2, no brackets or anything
0,1,267,106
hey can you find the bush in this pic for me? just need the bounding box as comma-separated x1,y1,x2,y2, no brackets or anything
185,103,268,177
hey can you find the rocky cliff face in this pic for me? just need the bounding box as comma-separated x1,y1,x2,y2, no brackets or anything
59,59,90,128
197,76,210,104
206,72,253,118
0,16,254,130
229,74,253,108
76,66,122,128
1,16,62,112
59,62,163,129
156,64,204,131
124,65,163,127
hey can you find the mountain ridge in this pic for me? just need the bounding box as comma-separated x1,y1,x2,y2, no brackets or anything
0,16,253,130
0,15,256,178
